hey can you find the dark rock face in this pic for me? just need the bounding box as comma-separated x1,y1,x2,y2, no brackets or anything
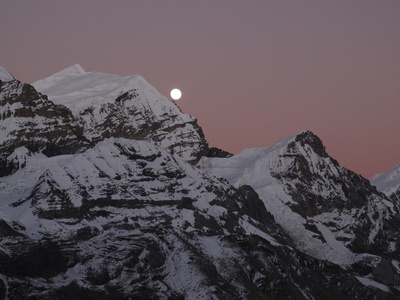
389,187,400,202
81,88,209,164
234,185,292,245
0,79,88,176
0,219,24,237
205,147,233,158
0,80,86,152
79,89,208,163
0,239,69,278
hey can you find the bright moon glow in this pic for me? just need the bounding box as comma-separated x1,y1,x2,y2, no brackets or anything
170,88,182,100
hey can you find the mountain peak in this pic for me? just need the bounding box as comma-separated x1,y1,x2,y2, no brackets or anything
371,163,400,201
0,65,14,82
32,64,86,92
293,130,328,158
31,65,208,163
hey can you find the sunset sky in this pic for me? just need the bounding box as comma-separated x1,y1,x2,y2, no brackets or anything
1,1,399,178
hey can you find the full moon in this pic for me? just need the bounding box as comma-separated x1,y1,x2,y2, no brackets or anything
170,88,182,100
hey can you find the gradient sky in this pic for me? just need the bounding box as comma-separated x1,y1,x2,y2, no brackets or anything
1,1,399,178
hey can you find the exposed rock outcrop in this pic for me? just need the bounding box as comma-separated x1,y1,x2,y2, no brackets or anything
0,78,87,176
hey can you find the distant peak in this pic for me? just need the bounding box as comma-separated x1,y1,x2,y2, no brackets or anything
295,130,318,141
69,63,85,74
0,65,15,82
293,130,328,157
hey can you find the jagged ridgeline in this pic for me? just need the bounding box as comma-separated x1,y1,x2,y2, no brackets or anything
0,65,399,299
0,64,207,173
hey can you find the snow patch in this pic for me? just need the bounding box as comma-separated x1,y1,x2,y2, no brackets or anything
355,276,390,292
0,65,14,82
371,163,400,198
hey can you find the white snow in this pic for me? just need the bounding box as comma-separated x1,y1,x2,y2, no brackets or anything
371,162,400,199
31,64,203,162
0,138,233,237
163,236,217,299
32,64,184,120
239,216,281,247
199,132,356,266
355,276,390,292
314,223,353,259
0,65,14,82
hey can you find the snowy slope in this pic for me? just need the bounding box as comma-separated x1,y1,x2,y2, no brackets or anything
33,64,168,117
371,163,400,201
0,138,255,296
0,138,390,299
0,66,14,82
0,138,269,238
200,131,400,271
200,132,351,265
33,65,207,163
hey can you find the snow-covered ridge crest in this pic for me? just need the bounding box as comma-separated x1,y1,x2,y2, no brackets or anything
33,64,174,117
50,63,85,76
371,163,400,201
32,65,208,163
200,130,352,264
0,65,14,82
200,130,400,267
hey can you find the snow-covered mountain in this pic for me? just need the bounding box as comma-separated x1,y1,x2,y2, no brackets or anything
0,66,14,82
32,64,207,163
200,131,400,263
1,65,399,299
371,163,400,202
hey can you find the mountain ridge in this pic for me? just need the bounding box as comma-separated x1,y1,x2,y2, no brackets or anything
1,64,400,299
200,129,400,284
32,65,208,163
0,66,14,82
371,163,400,202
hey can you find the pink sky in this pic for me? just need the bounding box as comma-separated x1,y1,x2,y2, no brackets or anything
1,1,399,178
